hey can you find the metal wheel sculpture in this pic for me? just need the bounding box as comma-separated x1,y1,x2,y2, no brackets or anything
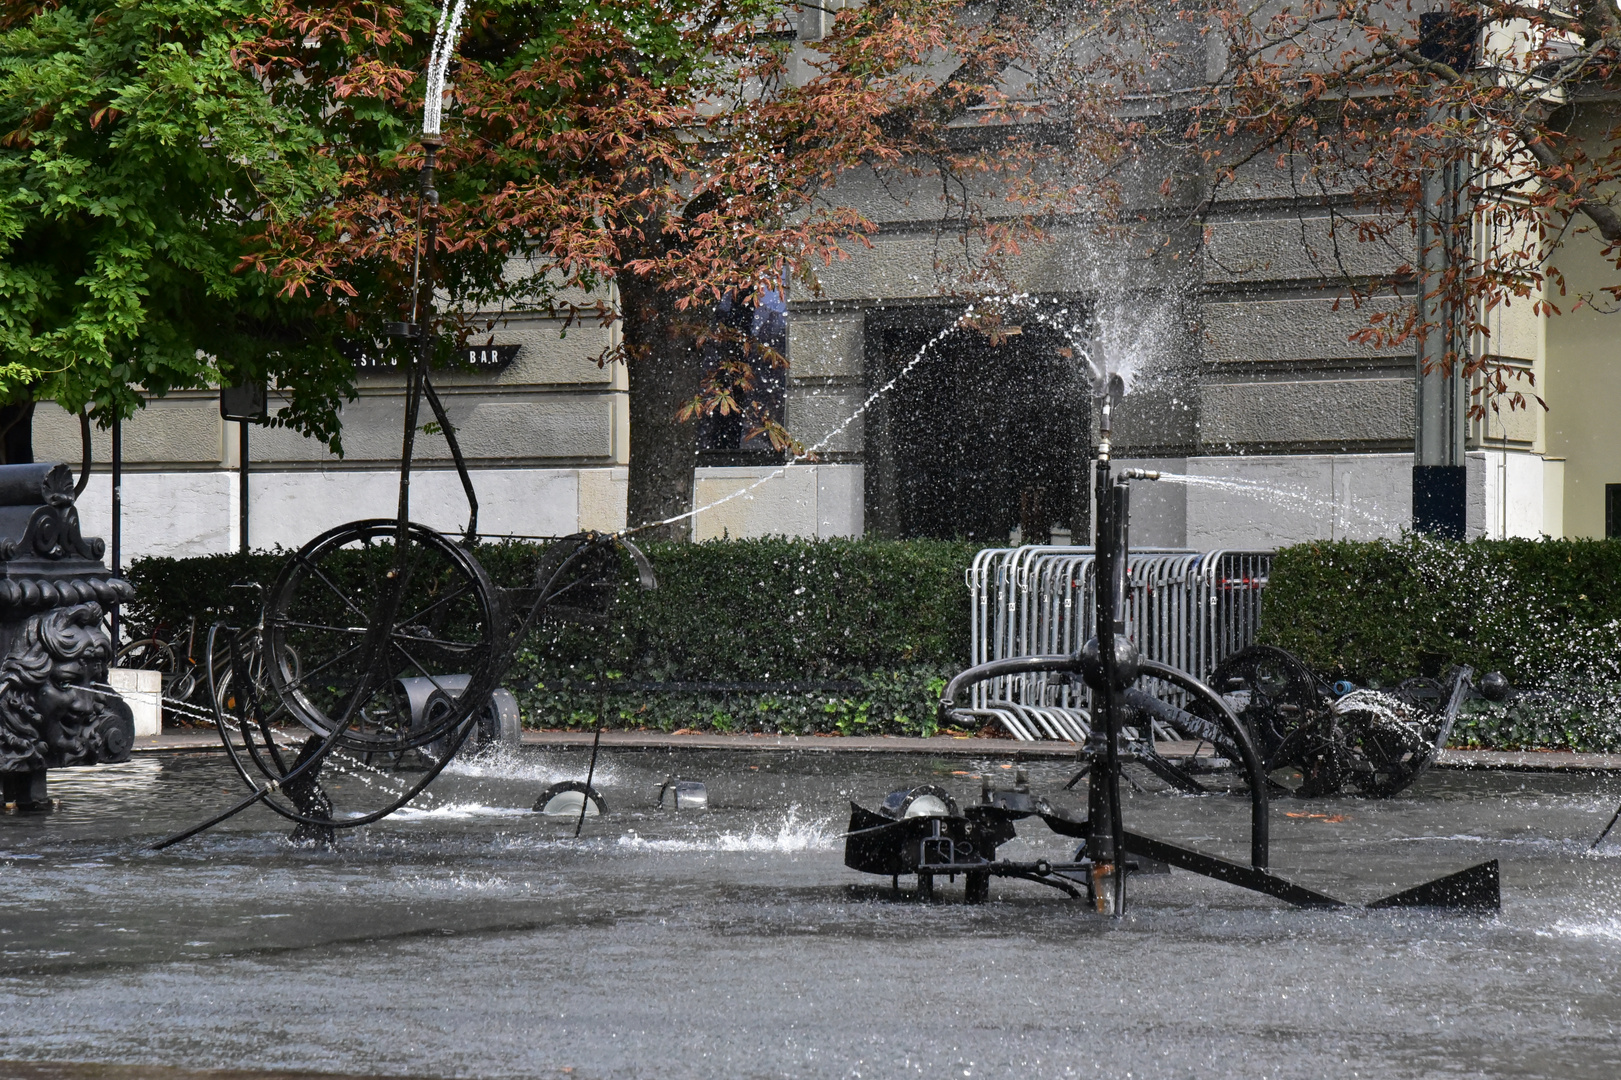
152,35,656,848
1205,645,1485,799
1209,645,1345,796
264,519,503,753
897,378,1501,914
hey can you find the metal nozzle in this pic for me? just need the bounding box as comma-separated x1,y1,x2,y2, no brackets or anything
1120,469,1160,481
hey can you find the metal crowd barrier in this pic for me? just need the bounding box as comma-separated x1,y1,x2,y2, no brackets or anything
964,547,1272,742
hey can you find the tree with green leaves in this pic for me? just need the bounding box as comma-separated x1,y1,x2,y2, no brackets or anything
0,0,352,455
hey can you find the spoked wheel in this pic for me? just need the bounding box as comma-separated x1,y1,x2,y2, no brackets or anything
116,637,177,673
205,621,486,836
1331,691,1433,798
1208,645,1338,794
264,519,505,757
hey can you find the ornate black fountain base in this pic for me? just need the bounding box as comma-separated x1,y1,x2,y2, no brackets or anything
0,464,137,811
2,768,50,811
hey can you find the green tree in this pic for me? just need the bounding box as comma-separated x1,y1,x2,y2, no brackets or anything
0,0,351,453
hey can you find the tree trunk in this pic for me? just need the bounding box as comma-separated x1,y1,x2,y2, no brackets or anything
621,276,705,539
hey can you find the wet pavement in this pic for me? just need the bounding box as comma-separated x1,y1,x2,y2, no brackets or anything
3,747,1620,1079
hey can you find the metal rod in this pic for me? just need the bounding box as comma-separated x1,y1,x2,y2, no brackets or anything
420,375,478,541
111,415,121,645
75,410,91,499
239,421,250,553
576,671,607,838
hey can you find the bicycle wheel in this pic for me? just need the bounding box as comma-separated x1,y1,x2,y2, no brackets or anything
263,519,504,755
115,638,176,675
204,622,478,834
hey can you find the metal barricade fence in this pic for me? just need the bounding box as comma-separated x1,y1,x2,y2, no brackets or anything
963,547,1272,742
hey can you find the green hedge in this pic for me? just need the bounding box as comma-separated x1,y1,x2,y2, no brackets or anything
124,537,980,736
1262,536,1621,751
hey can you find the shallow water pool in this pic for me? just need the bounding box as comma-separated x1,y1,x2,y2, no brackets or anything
1,748,1619,1079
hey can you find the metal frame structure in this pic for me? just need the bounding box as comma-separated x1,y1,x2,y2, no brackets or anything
963,546,1269,741
153,124,652,850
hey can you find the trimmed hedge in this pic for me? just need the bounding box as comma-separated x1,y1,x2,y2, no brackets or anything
1262,536,1621,751
124,537,980,736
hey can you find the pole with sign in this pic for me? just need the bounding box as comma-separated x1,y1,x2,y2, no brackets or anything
220,383,268,552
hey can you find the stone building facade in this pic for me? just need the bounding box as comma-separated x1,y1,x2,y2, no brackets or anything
33,17,1617,561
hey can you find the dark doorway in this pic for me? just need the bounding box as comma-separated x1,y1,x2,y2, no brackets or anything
865,312,1090,541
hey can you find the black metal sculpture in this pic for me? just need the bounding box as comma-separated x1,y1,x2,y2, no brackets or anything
153,138,653,848
847,378,1501,914
1206,645,1508,797
0,463,137,809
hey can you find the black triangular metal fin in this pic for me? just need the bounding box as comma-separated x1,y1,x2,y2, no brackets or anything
1366,859,1500,911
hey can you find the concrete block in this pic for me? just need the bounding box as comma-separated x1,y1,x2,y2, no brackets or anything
578,467,629,532
816,465,864,538
788,386,865,454
1199,378,1415,448
1475,449,1553,540
692,466,817,540
788,313,864,378
244,468,582,551
1480,297,1543,364
1183,453,1413,548
689,464,862,540
812,227,1195,303
108,667,161,736
453,397,615,460
442,319,618,387
1113,456,1189,548
312,393,617,464
1204,215,1403,284
39,395,226,467
76,471,237,558
1202,296,1411,363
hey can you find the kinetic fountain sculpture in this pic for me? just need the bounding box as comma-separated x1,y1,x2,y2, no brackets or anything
0,463,137,809
151,8,651,848
846,378,1502,913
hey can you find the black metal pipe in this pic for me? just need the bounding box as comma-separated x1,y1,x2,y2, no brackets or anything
239,420,250,553
939,654,1079,714
1137,659,1270,869
111,415,121,645
74,410,91,499
420,375,478,542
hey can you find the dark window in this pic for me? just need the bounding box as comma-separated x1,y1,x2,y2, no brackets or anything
697,288,788,456
1607,484,1621,539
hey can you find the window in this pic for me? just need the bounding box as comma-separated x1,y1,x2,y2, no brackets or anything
1607,484,1621,539
697,287,788,456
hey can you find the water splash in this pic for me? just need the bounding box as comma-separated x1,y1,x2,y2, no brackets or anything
616,807,837,853
443,745,622,788
423,0,470,136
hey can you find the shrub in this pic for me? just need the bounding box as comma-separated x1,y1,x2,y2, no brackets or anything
1262,535,1621,751
124,537,980,734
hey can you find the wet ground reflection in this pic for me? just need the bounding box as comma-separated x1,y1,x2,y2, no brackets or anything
2,749,1619,1079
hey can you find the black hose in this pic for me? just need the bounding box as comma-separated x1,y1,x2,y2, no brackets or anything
938,654,1078,719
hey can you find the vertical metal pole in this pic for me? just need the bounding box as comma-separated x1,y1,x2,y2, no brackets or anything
1087,378,1127,916
577,669,607,838
111,415,122,645
239,421,250,553
1413,104,1468,538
